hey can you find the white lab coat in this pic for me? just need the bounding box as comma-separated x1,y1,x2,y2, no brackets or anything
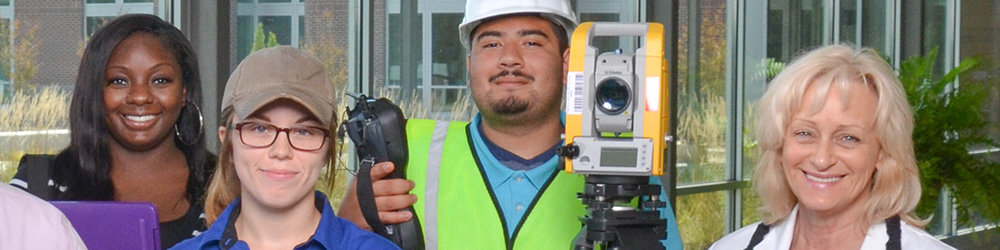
709,205,956,250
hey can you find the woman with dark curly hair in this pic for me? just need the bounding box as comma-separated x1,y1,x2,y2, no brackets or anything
10,14,215,249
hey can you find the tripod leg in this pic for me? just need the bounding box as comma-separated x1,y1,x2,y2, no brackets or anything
572,226,594,250
614,227,664,250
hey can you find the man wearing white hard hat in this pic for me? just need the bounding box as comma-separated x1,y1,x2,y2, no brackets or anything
339,0,683,249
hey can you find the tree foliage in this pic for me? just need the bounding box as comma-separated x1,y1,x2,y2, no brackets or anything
0,20,41,98
251,23,280,53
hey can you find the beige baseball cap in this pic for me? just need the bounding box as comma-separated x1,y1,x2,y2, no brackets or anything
221,46,335,126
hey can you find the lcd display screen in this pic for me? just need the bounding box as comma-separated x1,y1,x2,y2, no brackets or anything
600,147,638,168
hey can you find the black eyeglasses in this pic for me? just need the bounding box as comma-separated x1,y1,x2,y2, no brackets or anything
234,122,330,151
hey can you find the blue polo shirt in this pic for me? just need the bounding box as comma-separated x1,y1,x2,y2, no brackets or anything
168,191,400,250
469,113,684,249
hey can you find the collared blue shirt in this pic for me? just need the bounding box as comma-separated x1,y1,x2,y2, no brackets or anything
469,114,559,237
469,113,684,249
168,191,400,250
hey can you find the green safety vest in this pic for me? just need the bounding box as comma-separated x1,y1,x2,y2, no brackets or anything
405,119,586,250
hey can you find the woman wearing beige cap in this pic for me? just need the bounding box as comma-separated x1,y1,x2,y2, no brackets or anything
170,46,399,250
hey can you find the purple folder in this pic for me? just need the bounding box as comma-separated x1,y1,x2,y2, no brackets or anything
50,201,161,250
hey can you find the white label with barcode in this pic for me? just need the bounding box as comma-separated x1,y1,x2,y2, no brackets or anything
566,71,584,115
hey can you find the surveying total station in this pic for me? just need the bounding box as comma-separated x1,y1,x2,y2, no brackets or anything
557,22,671,250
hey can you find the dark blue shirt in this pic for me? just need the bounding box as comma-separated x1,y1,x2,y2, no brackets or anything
168,191,400,250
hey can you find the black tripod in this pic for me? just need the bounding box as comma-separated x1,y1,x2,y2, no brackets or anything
572,175,667,250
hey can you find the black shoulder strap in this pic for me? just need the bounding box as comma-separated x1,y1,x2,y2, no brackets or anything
885,215,901,250
11,154,58,199
355,157,388,236
744,223,771,250
743,216,901,250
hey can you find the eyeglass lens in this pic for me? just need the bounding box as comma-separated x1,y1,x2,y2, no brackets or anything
237,122,328,151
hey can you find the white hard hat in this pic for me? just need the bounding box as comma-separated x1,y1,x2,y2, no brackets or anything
459,0,578,50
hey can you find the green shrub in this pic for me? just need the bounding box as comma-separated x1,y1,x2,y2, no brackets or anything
900,48,1000,231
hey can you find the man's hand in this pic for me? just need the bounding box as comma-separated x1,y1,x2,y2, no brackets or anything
337,162,418,230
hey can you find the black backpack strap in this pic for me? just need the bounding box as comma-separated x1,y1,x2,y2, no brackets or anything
744,223,771,250
885,215,902,250
11,154,59,199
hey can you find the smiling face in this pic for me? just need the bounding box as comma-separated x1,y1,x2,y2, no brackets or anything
224,99,328,211
103,32,186,152
467,15,567,124
782,82,882,217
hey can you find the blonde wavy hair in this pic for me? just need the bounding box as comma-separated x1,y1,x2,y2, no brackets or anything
204,106,338,225
753,44,926,227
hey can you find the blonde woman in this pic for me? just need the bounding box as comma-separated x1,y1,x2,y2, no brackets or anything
170,46,399,250
710,45,954,250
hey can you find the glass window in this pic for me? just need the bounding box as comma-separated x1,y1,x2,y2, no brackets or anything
385,12,422,89
430,13,463,88
429,13,467,115
677,191,726,250
236,16,256,63
234,0,305,62
85,17,114,37
676,0,729,185
958,0,1000,233
84,0,155,36
260,16,293,45
922,0,949,75
767,0,825,62
675,1,735,247
0,0,9,6
0,18,8,84
87,0,155,5
741,187,762,226
839,0,858,43
860,1,888,51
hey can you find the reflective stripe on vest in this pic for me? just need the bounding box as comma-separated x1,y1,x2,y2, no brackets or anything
424,120,450,249
405,119,587,250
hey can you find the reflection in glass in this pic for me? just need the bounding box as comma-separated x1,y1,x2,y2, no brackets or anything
958,0,1000,233
676,0,728,185
922,0,948,76
260,16,292,46
86,17,114,37
839,0,858,44
386,13,422,89
767,0,825,62
860,1,887,51
431,13,465,87
236,16,256,63
431,88,474,121
677,191,726,250
0,18,8,84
